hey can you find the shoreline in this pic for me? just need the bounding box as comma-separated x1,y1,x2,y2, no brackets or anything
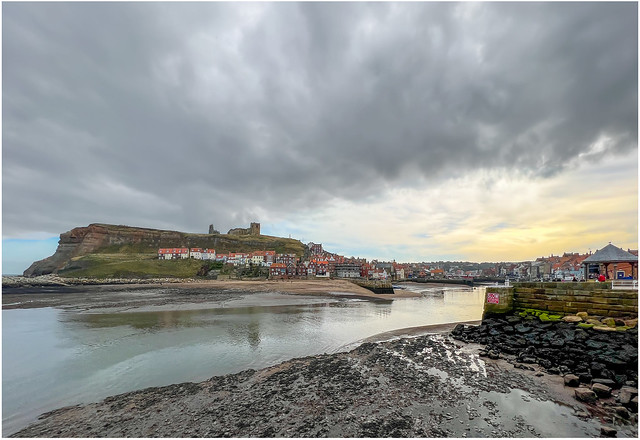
11,331,628,438
4,282,635,437
2,278,437,311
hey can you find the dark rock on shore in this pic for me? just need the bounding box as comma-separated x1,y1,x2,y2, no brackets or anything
451,312,639,432
10,333,619,438
451,314,638,390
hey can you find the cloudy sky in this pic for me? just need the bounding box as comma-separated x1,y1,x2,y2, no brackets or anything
2,2,638,273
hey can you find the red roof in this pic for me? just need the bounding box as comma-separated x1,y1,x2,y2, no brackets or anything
159,248,188,253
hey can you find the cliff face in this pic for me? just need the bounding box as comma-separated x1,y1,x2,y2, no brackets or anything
23,224,305,277
23,224,182,276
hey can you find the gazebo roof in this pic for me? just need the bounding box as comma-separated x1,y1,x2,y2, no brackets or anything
582,243,638,264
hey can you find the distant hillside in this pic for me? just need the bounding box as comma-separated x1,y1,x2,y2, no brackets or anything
23,223,307,278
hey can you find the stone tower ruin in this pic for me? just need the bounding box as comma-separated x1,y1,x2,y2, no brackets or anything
227,222,261,236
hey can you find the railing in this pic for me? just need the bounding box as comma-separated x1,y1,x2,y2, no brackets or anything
611,279,638,290
490,278,511,288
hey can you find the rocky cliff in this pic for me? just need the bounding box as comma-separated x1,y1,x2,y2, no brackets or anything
23,223,306,277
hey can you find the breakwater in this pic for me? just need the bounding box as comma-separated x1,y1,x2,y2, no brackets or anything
463,280,639,431
410,278,473,286
409,277,505,287
452,312,638,423
350,280,395,294
484,282,638,318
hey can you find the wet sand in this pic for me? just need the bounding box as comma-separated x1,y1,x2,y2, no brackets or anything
2,279,420,312
4,281,635,437
12,331,628,438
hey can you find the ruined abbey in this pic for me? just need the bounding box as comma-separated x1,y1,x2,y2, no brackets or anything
208,222,260,236
227,222,260,236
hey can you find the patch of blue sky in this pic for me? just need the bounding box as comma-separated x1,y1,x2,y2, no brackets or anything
2,237,58,275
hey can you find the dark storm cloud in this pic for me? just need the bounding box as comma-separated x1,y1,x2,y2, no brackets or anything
3,2,637,237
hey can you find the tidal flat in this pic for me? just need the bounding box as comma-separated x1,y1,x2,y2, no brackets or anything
11,334,628,438
3,281,634,437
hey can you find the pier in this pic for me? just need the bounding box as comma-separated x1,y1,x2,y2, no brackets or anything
351,279,395,294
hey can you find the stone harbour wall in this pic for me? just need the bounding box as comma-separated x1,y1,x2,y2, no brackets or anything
484,282,638,318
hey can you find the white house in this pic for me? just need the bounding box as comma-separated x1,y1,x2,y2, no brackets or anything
201,249,216,260
158,249,172,260
190,248,203,259
229,253,249,266
158,248,189,259
251,252,266,266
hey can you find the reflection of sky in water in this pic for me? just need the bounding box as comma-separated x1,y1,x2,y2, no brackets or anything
477,389,604,437
3,287,485,436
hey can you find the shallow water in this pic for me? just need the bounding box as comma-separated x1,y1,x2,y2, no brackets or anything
2,284,483,435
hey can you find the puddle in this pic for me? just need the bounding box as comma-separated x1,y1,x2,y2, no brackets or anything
426,366,449,380
476,388,607,437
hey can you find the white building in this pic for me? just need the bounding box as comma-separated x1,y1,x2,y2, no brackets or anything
201,249,216,260
158,249,172,260
190,248,203,259
251,252,266,266
229,253,249,266
158,248,189,259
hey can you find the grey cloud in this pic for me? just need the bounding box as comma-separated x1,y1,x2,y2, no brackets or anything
3,2,636,238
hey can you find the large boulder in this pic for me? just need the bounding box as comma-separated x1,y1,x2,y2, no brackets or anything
613,406,630,419
618,387,638,407
563,315,582,323
563,374,580,387
592,383,612,398
514,323,532,334
600,426,617,437
592,378,617,388
575,388,598,403
593,326,618,332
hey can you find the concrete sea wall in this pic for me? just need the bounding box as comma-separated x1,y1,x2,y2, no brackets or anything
484,282,638,318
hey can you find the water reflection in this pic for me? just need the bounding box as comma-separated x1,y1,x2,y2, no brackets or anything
3,288,484,436
71,302,335,331
374,307,391,319
247,321,261,349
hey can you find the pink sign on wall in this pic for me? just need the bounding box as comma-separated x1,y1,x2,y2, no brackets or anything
487,293,500,304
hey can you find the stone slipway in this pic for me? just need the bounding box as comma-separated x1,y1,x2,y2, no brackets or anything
12,333,632,438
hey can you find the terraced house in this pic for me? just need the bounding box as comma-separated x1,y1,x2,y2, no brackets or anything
158,248,189,260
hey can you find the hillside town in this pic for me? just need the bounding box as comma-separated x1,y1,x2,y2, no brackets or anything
158,242,639,282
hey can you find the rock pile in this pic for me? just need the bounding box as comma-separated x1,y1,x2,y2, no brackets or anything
451,312,638,424
2,275,193,288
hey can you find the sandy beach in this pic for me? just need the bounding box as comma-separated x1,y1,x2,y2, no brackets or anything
2,278,425,311
168,278,424,298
